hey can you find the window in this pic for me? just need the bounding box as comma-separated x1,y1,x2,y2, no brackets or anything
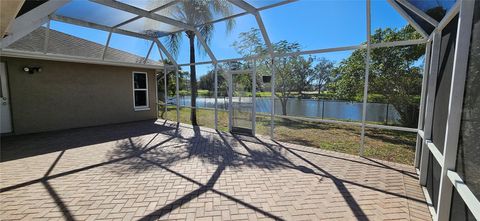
133,72,149,110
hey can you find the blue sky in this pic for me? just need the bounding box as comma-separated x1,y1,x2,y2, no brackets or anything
50,0,414,79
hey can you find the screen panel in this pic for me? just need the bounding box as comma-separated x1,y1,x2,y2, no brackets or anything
416,137,423,169
260,1,366,51
455,0,480,203
117,17,183,37
406,0,457,21
449,188,476,221
421,44,432,130
104,34,151,64
426,152,442,210
270,52,362,157
431,15,458,154
47,21,109,59
55,0,137,27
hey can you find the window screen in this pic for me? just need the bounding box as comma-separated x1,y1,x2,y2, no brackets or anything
133,72,148,108
426,152,442,210
416,138,423,169
456,0,480,204
431,15,458,154
449,188,476,221
421,43,432,130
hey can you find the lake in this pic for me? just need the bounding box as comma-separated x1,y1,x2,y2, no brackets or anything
171,96,401,124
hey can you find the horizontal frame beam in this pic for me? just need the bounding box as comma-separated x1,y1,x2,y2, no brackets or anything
426,140,444,166
51,15,152,40
370,38,428,48
447,171,480,220
1,49,163,70
418,129,424,139
170,39,427,67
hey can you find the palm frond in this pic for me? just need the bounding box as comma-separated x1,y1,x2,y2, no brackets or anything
165,0,236,58
165,32,183,58
212,0,236,32
197,24,214,48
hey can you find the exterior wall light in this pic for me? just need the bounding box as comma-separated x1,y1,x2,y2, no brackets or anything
23,66,42,74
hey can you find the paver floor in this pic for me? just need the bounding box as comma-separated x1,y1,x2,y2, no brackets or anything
0,120,431,220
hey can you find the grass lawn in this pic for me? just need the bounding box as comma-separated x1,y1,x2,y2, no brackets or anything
159,106,416,165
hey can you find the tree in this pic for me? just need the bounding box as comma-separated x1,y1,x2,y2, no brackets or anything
164,0,235,125
292,56,316,97
330,49,366,100
232,28,266,56
157,60,185,97
369,26,424,127
232,29,302,115
198,68,229,96
232,28,268,92
314,58,334,95
332,25,425,127
272,41,301,115
198,70,216,92
157,60,186,118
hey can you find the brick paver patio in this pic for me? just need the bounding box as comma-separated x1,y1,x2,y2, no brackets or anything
0,120,431,220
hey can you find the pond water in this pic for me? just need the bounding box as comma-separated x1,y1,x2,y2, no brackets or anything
171,96,401,124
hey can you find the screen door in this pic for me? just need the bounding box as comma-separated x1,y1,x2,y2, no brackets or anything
228,69,256,135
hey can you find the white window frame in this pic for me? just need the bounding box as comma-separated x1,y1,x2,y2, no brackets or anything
132,72,149,111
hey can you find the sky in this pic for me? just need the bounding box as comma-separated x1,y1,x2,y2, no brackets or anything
49,0,415,79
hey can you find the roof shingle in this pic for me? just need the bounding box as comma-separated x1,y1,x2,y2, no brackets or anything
7,27,161,65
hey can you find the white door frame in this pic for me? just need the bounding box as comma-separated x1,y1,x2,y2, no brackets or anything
227,69,256,135
0,62,13,133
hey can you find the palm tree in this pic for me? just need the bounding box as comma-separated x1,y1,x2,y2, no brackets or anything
163,0,235,125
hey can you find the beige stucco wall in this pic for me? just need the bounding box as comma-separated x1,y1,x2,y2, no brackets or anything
2,57,158,134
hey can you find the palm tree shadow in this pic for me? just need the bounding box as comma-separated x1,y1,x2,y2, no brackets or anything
101,120,423,220
107,123,298,175
104,123,320,220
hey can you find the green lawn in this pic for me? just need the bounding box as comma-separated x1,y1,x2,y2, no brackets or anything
158,106,416,165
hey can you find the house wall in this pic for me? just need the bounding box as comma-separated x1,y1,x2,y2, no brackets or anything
1,57,158,134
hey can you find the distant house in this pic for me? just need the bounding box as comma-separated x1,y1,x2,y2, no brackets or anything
1,28,161,134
